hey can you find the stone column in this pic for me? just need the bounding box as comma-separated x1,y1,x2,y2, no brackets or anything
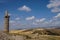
4,10,10,33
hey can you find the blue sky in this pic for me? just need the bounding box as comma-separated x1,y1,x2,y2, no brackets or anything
0,0,60,30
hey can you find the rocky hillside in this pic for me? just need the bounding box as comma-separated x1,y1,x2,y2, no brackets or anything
0,28,60,40
10,28,60,36
32,29,60,35
0,32,60,40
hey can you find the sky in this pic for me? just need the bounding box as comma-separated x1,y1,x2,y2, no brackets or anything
0,0,60,30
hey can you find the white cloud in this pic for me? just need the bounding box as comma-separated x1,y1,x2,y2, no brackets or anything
33,18,46,26
33,22,38,25
18,5,31,12
51,7,60,12
54,13,60,18
47,0,60,13
39,18,46,22
46,13,60,26
9,17,21,26
15,17,20,20
9,14,60,29
46,0,60,27
8,14,11,16
10,20,15,23
26,16,35,20
35,18,46,22
32,15,60,27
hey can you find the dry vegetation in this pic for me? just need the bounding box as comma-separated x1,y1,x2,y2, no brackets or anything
10,28,60,35
0,28,60,40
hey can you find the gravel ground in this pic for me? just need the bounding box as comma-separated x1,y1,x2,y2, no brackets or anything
0,32,25,40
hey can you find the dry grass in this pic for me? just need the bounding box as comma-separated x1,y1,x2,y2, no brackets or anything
24,35,60,40
1,28,60,40
0,31,60,40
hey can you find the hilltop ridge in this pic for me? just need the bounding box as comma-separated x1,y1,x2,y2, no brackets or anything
10,28,60,36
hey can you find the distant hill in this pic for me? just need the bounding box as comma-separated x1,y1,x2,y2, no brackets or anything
10,28,60,36
0,31,60,40
23,28,60,35
48,26,60,29
54,27,60,29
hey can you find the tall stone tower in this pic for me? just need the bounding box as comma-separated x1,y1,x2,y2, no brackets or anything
4,10,10,33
